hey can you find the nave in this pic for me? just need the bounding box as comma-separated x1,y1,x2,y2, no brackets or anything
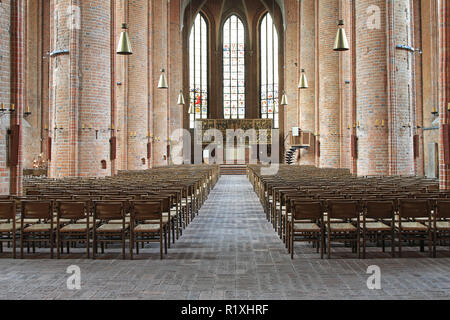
1,175,449,300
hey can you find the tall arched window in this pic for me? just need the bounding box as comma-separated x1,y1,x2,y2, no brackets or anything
260,13,279,128
189,13,208,129
223,15,245,119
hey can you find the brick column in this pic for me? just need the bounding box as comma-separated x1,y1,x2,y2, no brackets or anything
10,0,25,195
355,0,389,176
49,0,111,178
127,0,149,170
299,0,315,166
317,0,340,168
151,0,169,167
439,0,450,189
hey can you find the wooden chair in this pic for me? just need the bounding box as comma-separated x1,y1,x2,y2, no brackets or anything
20,201,54,258
93,201,128,259
289,200,325,259
432,200,450,257
397,199,432,257
0,202,17,258
130,201,166,259
362,200,395,258
326,200,360,259
56,201,90,259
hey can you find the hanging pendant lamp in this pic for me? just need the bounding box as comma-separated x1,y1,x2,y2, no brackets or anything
177,90,185,105
188,103,194,114
158,69,168,89
333,20,349,51
298,69,309,89
117,23,133,55
280,91,288,106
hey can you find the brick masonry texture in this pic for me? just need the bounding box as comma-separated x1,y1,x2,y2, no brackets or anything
1,0,450,193
0,0,11,194
1,176,449,300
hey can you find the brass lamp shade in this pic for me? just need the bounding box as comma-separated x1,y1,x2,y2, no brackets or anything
188,104,194,114
158,69,168,89
280,92,288,106
298,69,308,89
177,91,185,105
117,24,133,55
333,20,349,51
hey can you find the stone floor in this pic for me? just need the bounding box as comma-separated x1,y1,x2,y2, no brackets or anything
1,175,450,300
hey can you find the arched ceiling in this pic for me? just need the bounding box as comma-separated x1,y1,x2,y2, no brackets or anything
180,0,286,30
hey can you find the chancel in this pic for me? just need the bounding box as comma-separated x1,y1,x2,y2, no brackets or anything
0,0,449,302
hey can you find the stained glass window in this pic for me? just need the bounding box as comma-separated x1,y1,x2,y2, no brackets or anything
223,15,245,119
189,13,208,129
260,13,279,128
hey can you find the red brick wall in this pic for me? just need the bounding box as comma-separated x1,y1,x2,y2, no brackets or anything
0,0,12,194
299,0,315,166
355,0,389,176
127,0,149,170
317,0,340,168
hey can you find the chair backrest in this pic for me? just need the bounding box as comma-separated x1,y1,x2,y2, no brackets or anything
292,201,323,221
131,201,163,221
22,201,52,219
57,201,87,220
435,200,450,219
143,195,170,212
328,201,359,219
365,200,394,219
0,201,15,219
94,201,124,220
399,199,430,219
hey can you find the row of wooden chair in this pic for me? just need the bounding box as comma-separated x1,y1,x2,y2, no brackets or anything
247,165,449,259
1,165,220,259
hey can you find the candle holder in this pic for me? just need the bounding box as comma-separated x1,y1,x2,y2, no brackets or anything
0,103,16,118
24,106,32,118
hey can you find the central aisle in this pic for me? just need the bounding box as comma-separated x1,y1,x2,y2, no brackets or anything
174,175,285,259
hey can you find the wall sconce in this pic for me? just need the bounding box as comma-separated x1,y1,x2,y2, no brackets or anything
357,121,360,128
108,124,115,132
381,120,385,127
0,103,16,118
24,106,31,118
431,107,439,116
129,131,137,138
147,132,160,142
375,119,379,127
402,122,412,129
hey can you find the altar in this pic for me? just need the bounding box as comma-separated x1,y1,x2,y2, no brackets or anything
195,119,273,164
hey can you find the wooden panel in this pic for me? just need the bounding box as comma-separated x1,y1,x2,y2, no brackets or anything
109,137,117,160
443,124,450,165
10,125,20,166
147,142,152,159
413,134,419,159
47,137,52,161
351,135,358,159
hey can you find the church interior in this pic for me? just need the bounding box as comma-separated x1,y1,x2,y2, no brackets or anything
1,0,450,301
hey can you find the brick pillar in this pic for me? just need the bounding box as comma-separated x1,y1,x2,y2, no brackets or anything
439,0,450,189
168,0,183,165
49,0,111,178
0,0,12,194
127,0,149,170
151,0,169,167
299,0,315,166
10,0,25,195
355,0,389,176
317,0,340,168
355,0,414,176
284,0,298,156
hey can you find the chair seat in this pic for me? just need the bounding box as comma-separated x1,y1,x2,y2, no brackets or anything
0,223,15,232
97,223,129,232
294,222,320,232
395,222,428,231
60,224,91,232
76,217,94,224
426,221,450,230
24,224,56,232
329,223,357,232
352,217,376,222
134,224,161,233
361,222,392,231
17,218,41,224
108,217,131,224
144,217,169,224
